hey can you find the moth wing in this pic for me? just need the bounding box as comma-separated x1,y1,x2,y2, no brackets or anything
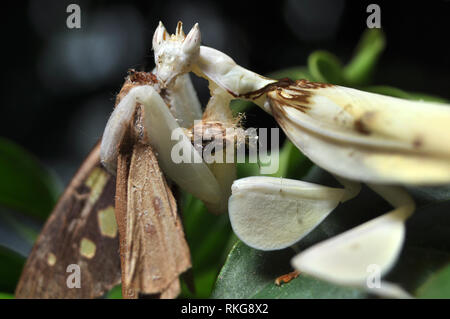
117,144,191,298
15,143,121,298
269,82,450,185
228,176,345,251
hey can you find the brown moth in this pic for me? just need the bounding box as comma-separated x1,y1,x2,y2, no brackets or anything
16,70,192,299
114,73,191,299
116,142,191,299
15,142,121,298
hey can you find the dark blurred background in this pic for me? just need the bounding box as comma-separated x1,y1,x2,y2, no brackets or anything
1,0,449,186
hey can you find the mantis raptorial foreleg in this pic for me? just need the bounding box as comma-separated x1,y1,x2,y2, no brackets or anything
164,73,202,128
101,22,241,214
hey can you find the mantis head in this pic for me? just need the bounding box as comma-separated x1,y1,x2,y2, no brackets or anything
152,21,201,87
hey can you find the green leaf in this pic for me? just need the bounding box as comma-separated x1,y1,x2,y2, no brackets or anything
180,194,234,298
236,161,261,179
365,85,418,100
304,167,450,298
406,92,448,103
230,99,256,115
364,85,448,103
0,292,14,299
216,165,450,298
308,51,346,85
269,140,312,179
416,264,450,298
214,26,449,299
106,285,123,299
211,241,366,299
344,29,386,86
268,67,313,82
0,208,40,256
386,199,450,294
406,185,450,207
0,245,25,293
236,140,312,180
0,138,60,220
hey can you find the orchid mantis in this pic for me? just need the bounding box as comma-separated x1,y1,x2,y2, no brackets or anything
148,21,450,297
99,23,242,298
101,22,239,214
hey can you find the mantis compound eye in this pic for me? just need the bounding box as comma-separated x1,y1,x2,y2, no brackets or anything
152,21,201,87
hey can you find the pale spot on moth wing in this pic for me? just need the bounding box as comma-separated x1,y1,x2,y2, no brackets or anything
80,238,97,259
16,124,119,299
47,253,56,266
85,167,109,204
97,206,118,238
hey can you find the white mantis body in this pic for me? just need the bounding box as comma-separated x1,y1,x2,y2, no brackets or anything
101,22,237,214
102,21,450,297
